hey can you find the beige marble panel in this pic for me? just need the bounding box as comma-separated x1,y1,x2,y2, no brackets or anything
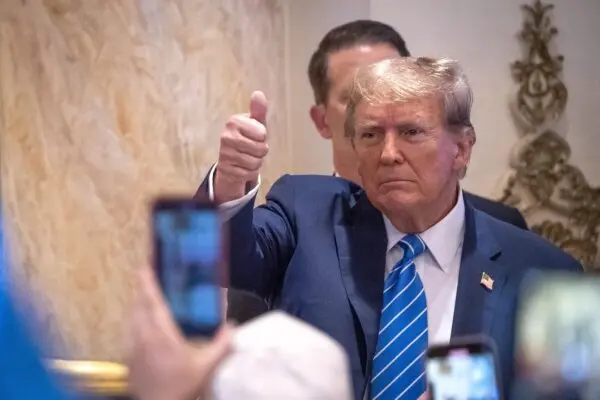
0,0,290,360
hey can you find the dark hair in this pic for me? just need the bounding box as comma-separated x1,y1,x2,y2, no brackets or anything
307,20,410,105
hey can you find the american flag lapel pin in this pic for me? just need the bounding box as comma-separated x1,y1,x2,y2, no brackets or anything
480,272,494,291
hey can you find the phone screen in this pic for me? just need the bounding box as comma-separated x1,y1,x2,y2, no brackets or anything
514,271,600,399
152,200,223,337
427,340,501,400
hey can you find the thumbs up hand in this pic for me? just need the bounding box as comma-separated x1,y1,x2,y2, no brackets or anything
214,91,269,203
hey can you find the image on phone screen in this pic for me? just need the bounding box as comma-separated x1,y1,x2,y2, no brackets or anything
153,202,222,336
427,347,500,400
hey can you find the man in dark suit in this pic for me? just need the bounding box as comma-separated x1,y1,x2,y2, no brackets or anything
199,57,581,399
227,19,526,325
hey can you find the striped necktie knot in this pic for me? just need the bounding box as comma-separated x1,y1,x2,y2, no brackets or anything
386,235,427,287
395,234,426,269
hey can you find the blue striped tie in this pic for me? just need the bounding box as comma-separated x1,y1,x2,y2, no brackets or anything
370,234,428,400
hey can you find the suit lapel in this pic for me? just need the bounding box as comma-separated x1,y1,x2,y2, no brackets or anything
452,202,506,337
334,192,508,368
334,191,387,374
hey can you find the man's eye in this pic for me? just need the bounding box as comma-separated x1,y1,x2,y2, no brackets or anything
360,132,377,139
404,128,422,136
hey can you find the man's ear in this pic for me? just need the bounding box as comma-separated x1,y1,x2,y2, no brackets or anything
310,104,332,139
455,129,476,170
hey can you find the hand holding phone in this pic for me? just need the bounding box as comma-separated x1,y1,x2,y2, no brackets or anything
128,267,231,400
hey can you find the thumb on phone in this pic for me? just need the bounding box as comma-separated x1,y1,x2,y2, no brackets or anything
249,90,268,126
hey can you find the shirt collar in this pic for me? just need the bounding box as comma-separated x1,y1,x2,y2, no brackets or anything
383,190,466,273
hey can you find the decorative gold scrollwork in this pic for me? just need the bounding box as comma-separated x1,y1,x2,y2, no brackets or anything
500,0,600,270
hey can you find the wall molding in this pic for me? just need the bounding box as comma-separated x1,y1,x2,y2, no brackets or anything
499,0,600,270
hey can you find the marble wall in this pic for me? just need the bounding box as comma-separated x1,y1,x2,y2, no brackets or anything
0,0,289,360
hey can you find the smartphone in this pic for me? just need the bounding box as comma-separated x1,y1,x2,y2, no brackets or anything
513,270,600,400
426,335,502,400
151,198,225,337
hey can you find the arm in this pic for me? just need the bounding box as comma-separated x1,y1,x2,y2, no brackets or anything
194,165,297,301
196,91,289,301
194,164,260,221
225,175,297,301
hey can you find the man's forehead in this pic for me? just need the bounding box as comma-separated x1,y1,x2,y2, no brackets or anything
356,100,443,124
327,44,400,80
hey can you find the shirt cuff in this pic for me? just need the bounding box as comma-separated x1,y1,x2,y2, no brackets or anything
208,164,260,220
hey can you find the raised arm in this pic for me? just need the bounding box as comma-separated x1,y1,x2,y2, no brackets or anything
194,91,296,301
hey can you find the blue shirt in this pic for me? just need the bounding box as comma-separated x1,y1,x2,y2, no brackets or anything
0,213,69,399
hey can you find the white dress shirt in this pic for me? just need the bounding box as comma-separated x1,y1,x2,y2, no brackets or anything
208,166,465,344
383,191,465,344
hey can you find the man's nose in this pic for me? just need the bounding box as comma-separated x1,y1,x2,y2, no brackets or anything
380,131,403,165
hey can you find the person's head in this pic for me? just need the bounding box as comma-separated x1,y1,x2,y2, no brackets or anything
345,57,476,232
308,20,409,183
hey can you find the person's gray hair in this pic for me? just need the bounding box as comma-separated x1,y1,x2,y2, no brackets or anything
344,57,475,138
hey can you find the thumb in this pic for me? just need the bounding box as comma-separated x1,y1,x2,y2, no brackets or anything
249,90,268,125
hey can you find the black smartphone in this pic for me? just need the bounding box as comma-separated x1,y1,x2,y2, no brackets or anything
513,270,600,400
426,335,502,400
151,198,225,337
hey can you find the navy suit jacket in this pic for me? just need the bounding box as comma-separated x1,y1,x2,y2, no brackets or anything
463,192,528,231
223,193,528,325
197,174,581,399
223,191,528,323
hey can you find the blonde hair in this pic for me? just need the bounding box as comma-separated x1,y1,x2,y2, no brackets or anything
344,57,475,139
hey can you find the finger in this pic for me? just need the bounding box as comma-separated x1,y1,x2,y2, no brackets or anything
136,266,162,314
128,272,145,350
228,115,266,142
136,266,178,334
127,268,156,361
221,131,269,158
193,324,232,371
249,90,267,126
213,323,232,350
215,163,260,183
220,148,264,171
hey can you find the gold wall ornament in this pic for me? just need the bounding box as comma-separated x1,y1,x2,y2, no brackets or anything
499,0,600,270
